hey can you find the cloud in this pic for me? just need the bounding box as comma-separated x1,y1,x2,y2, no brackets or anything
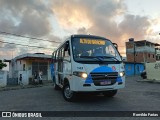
0,37,17,59
51,0,93,31
50,0,127,40
16,11,51,37
0,0,157,58
51,0,154,55
0,0,61,59
48,35,62,42
49,1,122,50
0,0,53,37
4,43,17,50
0,38,4,47
144,18,160,43
77,27,88,34
0,46,16,60
18,47,28,55
119,14,151,40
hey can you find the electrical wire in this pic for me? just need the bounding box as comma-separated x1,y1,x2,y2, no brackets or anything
0,41,54,50
0,31,61,43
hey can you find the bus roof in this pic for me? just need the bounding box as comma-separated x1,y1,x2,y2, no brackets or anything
71,34,108,40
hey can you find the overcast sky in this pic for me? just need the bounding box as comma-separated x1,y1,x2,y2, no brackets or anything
0,0,160,62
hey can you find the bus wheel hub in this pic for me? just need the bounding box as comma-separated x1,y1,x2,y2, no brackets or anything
65,86,73,98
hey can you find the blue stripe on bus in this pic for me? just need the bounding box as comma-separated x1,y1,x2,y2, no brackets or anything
85,74,93,83
85,66,122,84
116,77,122,83
92,66,114,73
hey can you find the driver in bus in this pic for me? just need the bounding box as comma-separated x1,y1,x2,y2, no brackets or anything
93,47,103,56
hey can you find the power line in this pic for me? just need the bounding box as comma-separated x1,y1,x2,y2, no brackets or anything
0,31,126,47
0,40,126,53
0,35,45,47
0,31,61,43
0,40,54,50
0,31,127,48
0,31,127,54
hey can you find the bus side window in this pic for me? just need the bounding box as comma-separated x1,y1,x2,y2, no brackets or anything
56,50,59,61
64,41,70,57
68,48,70,56
54,51,57,62
52,52,55,62
64,49,70,57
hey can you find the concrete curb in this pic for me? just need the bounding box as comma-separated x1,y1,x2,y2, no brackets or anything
136,79,160,83
0,83,53,92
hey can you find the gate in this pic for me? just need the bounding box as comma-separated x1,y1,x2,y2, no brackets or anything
32,62,48,80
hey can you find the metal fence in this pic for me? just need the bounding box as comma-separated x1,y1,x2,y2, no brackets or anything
7,78,18,85
32,62,48,80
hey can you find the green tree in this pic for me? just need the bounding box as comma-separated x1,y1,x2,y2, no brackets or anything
0,60,7,70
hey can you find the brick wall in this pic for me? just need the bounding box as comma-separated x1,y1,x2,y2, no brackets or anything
126,53,134,62
126,52,156,62
126,42,134,49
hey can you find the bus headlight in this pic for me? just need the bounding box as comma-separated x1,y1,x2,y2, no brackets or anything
81,73,88,78
73,71,88,79
119,71,125,77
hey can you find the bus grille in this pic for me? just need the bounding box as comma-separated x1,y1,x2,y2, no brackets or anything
90,72,118,86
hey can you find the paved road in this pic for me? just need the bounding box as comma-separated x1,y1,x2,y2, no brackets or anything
0,76,160,119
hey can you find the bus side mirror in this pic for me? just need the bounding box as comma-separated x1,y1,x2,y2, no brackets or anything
121,56,123,60
113,43,118,49
121,56,126,62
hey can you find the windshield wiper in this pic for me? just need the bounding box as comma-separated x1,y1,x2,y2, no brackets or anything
94,56,120,61
79,56,121,62
80,56,104,62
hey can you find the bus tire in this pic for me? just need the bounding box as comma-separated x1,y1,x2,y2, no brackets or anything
103,90,117,97
62,83,76,102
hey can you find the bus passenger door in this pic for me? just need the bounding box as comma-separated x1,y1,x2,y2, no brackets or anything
57,47,64,85
57,41,71,86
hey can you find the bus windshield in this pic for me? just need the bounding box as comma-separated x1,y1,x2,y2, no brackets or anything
72,37,122,63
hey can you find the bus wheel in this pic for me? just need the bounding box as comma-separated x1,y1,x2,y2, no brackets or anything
62,84,76,102
103,90,117,97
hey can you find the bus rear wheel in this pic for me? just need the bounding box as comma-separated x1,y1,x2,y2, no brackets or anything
62,84,76,102
103,90,117,97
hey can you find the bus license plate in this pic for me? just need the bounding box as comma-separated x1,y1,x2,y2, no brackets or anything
100,80,111,85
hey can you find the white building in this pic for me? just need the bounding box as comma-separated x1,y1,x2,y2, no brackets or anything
5,53,52,85
0,70,7,87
